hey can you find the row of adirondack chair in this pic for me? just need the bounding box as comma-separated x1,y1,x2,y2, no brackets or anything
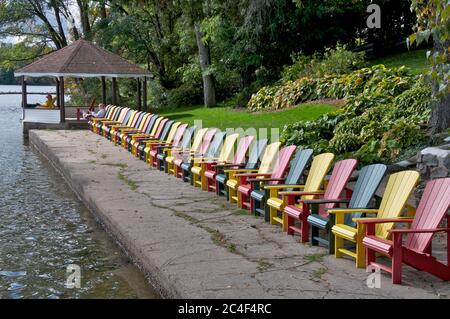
88,105,450,285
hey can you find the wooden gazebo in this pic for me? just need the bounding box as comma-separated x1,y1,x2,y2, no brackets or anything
15,39,152,123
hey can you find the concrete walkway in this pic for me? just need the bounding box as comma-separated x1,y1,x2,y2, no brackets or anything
30,130,449,299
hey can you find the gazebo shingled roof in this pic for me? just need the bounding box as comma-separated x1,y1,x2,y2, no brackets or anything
15,40,150,124
15,39,151,78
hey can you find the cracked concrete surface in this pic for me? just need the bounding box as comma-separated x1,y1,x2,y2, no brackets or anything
29,130,450,299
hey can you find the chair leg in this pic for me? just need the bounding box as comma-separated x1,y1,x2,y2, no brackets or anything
252,198,258,216
215,181,221,195
249,196,254,212
334,235,344,258
286,214,294,234
269,207,277,226
228,187,235,203
366,247,376,268
263,202,270,223
328,230,334,254
356,225,366,268
311,225,319,246
192,173,199,187
201,174,207,191
300,206,309,243
237,192,244,209
392,233,403,284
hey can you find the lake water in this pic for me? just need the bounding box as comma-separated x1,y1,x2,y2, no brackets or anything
0,85,158,299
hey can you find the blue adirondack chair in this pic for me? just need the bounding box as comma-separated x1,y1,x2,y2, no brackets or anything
307,163,387,253
215,139,268,197
158,126,196,173
126,114,160,152
181,131,226,184
250,148,313,222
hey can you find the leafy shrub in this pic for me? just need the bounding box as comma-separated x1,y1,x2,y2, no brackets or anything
281,44,365,81
377,118,427,159
248,65,414,112
280,75,433,165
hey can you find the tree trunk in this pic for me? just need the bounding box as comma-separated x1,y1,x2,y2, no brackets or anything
429,38,450,134
100,2,107,19
194,22,216,108
429,94,450,134
76,0,92,40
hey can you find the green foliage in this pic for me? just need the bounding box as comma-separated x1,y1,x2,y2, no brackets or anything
249,64,414,112
280,75,433,165
409,0,449,97
282,44,366,81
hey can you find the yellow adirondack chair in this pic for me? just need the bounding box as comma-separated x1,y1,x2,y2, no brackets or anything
91,105,118,133
191,133,240,190
167,128,209,176
225,142,281,205
137,117,165,157
108,110,138,140
99,107,130,136
118,113,152,146
330,170,420,268
268,153,335,230
146,122,181,164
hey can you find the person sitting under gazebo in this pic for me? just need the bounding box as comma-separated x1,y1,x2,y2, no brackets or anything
38,94,56,109
83,104,106,120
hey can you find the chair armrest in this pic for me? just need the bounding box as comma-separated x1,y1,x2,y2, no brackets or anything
248,178,285,183
302,199,350,205
279,191,325,196
224,169,258,174
355,217,413,224
326,208,379,214
263,184,305,190
234,173,272,178
389,228,450,234
216,163,246,168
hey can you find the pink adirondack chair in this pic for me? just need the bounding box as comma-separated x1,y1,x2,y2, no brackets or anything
283,159,357,242
361,177,450,284
173,129,218,178
150,124,188,168
204,136,255,193
236,145,297,211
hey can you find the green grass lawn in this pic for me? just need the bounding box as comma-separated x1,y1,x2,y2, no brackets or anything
158,103,336,130
156,50,427,131
370,49,430,75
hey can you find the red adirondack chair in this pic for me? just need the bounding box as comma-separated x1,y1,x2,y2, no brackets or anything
173,128,218,179
283,159,357,242
149,124,188,168
204,136,255,193
361,178,450,284
236,145,297,211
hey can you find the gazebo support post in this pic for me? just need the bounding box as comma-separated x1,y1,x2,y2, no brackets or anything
112,77,117,106
21,76,27,109
143,77,147,111
59,76,65,123
137,78,142,111
56,78,60,108
21,76,27,121
101,76,107,105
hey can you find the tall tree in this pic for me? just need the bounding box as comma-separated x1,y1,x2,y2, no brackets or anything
410,0,450,133
181,0,217,107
